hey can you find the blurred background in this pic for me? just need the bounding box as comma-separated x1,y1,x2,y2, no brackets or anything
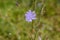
0,0,60,40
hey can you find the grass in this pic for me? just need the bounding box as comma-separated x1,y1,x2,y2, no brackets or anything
0,0,60,40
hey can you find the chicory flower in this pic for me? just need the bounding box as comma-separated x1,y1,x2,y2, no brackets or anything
25,10,36,22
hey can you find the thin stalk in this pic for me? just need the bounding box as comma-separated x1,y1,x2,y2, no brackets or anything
32,20,34,40
33,0,37,40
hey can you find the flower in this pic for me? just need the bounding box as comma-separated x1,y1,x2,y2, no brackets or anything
25,10,36,22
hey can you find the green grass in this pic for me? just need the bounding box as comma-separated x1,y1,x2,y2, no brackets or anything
0,0,60,40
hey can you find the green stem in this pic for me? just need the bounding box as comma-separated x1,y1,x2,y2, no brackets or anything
32,20,36,40
32,20,34,40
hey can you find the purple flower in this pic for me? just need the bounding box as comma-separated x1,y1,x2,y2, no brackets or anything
25,10,36,22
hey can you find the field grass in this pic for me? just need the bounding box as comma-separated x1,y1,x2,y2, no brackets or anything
0,0,60,40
